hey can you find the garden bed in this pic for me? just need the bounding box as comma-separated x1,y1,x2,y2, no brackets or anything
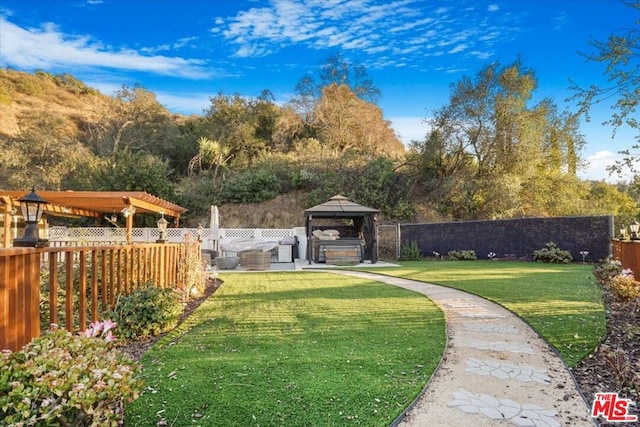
571,285,639,425
118,278,223,361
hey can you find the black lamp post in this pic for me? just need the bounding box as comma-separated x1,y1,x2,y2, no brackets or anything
156,214,168,243
630,220,640,240
14,187,49,247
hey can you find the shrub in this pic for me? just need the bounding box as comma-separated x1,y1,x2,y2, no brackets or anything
399,241,421,261
447,250,477,260
0,325,143,426
608,270,640,301
533,242,573,263
221,168,281,203
593,258,623,285
603,347,639,392
107,286,183,341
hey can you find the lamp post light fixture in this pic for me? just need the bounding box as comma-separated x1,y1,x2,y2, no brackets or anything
630,220,640,240
156,214,168,243
620,225,628,240
13,187,49,247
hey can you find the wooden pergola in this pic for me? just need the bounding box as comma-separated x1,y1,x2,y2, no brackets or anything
0,190,188,247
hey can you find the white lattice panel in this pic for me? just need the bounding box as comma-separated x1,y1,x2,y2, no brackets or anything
110,229,127,239
48,226,305,258
257,229,293,239
48,226,68,240
166,228,186,240
221,229,256,239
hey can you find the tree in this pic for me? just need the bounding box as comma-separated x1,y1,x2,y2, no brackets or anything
87,85,173,156
291,53,381,121
188,136,233,182
314,84,404,156
202,91,280,166
0,111,94,190
569,0,640,175
412,59,585,219
95,149,175,200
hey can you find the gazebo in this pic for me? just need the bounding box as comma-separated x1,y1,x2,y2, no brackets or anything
0,190,188,247
304,195,379,264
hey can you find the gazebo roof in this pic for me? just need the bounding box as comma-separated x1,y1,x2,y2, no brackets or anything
0,190,187,219
304,195,379,218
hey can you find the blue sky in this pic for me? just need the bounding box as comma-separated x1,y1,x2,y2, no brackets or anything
0,0,637,182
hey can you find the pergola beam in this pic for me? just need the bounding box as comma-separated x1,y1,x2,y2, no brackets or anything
0,190,188,247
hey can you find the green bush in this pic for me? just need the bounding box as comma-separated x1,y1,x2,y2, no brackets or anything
0,326,143,426
593,258,623,285
533,242,573,263
447,250,477,260
399,241,422,261
53,72,95,95
221,168,281,203
289,169,315,190
107,287,183,340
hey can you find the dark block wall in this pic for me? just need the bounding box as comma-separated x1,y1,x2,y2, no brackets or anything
401,216,613,262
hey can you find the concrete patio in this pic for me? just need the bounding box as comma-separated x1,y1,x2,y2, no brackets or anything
211,258,399,273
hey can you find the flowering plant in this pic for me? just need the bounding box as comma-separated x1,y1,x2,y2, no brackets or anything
81,319,117,342
0,324,143,426
608,272,640,300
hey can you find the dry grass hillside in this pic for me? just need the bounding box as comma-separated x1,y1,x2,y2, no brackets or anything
0,69,111,138
215,192,308,229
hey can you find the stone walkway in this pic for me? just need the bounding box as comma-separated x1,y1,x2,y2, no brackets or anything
327,270,596,427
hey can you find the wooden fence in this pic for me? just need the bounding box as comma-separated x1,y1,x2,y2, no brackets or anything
0,242,197,352
611,239,640,280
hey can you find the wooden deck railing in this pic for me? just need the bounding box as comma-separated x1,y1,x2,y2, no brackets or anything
1,242,196,352
611,239,640,280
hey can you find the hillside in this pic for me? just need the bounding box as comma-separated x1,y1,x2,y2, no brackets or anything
3,68,622,228
0,69,424,228
0,69,111,138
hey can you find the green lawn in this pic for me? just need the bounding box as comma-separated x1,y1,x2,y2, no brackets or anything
357,260,606,366
126,261,606,426
126,272,446,427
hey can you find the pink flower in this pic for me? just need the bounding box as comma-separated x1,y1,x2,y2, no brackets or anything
102,319,116,334
80,320,118,342
104,330,116,343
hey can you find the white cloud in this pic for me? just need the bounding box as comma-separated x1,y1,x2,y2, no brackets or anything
0,16,212,79
488,4,499,12
154,92,212,115
215,0,518,68
448,43,468,54
387,116,431,145
579,150,625,183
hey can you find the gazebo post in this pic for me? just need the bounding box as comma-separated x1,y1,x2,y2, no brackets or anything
371,215,378,264
306,215,313,264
